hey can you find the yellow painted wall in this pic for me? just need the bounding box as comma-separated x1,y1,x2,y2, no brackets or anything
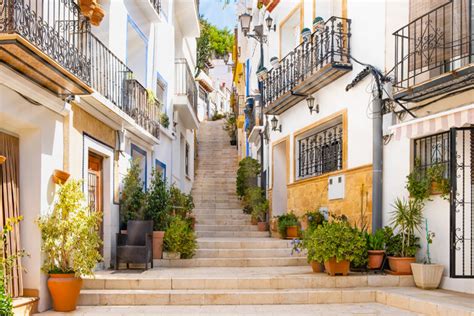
287,164,373,229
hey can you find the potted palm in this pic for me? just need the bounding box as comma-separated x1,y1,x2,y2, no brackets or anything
277,212,299,238
144,169,170,260
387,198,422,274
310,221,366,276
37,180,102,312
411,219,444,289
366,228,387,269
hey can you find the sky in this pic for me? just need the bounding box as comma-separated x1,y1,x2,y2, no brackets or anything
199,0,237,31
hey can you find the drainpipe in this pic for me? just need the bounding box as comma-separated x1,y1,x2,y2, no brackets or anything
372,74,383,232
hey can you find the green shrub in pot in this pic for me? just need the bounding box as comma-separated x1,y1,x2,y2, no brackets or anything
277,212,299,238
163,216,197,259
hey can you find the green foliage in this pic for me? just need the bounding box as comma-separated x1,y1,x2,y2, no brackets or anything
37,180,102,277
160,112,170,128
277,212,299,238
168,185,195,218
424,218,435,264
236,157,260,198
211,112,225,121
1,217,26,316
243,186,264,215
120,159,145,227
386,231,420,257
197,18,234,74
406,160,451,201
306,221,367,263
390,197,423,257
223,112,237,139
366,228,387,250
163,216,197,259
251,199,269,222
426,163,451,199
305,210,326,231
144,169,171,231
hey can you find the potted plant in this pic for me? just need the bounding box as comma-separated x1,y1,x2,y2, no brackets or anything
387,198,422,274
144,169,170,260
120,159,145,232
223,112,237,146
301,27,312,42
163,216,197,259
309,221,366,276
426,163,450,198
302,210,326,231
37,180,102,312
236,157,260,198
366,228,387,269
313,16,325,32
411,219,444,289
253,200,269,231
277,212,299,239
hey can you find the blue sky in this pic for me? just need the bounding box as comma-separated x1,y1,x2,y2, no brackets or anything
199,0,237,31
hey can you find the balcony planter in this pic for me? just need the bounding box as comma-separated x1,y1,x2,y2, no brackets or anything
152,231,165,259
48,274,83,312
257,222,268,231
411,263,444,289
90,5,105,26
52,169,70,185
163,251,180,260
79,0,97,18
387,256,416,275
286,226,298,238
301,27,312,42
270,57,279,69
324,257,350,276
311,261,324,273
313,16,325,32
368,250,385,269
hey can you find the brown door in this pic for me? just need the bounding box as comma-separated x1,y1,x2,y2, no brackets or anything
88,152,104,256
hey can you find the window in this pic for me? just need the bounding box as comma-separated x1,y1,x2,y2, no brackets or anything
413,131,450,177
297,122,343,179
131,144,147,188
155,159,166,181
185,142,190,177
156,76,167,105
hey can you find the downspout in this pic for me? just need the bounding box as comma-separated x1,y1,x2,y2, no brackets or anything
371,70,383,232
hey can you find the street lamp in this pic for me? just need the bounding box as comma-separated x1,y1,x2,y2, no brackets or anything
306,95,319,115
270,115,282,132
238,12,252,36
265,15,276,32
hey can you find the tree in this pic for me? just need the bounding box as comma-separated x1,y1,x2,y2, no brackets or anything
144,169,171,231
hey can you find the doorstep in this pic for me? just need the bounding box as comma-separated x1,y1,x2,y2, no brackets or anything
13,297,39,316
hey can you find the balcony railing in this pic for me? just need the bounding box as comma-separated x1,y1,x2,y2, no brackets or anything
263,16,352,114
149,0,161,16
393,0,473,101
90,34,161,139
0,0,91,85
175,58,198,115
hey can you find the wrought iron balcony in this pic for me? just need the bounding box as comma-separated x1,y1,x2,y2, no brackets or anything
392,0,474,102
175,58,199,129
0,0,92,96
89,34,161,139
262,16,352,115
149,0,161,16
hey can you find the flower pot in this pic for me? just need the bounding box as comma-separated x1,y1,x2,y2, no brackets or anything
324,258,350,276
52,169,70,184
152,231,165,259
411,263,444,289
257,222,268,231
286,226,298,238
163,251,181,260
0,155,6,164
90,5,105,26
47,274,82,312
311,261,324,273
430,181,443,195
251,217,258,225
368,250,385,269
79,0,96,17
387,256,416,275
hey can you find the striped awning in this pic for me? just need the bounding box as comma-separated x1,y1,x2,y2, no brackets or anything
390,104,474,140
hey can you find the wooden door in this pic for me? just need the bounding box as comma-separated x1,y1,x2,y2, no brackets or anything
88,153,104,255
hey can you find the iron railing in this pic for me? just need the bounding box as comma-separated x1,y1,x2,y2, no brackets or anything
0,0,91,84
297,122,343,179
89,34,161,139
175,58,198,116
262,16,351,108
149,0,161,16
393,0,473,89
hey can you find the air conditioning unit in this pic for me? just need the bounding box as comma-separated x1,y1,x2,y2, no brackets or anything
328,175,345,200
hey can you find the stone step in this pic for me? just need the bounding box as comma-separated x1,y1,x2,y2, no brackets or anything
195,248,300,259
194,224,259,232
78,288,381,306
196,231,269,238
193,197,241,203
195,214,250,221
194,209,245,216
193,203,243,209
197,238,292,249
196,218,250,225
154,257,307,268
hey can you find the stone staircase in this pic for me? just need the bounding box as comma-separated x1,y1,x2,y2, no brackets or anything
155,119,306,268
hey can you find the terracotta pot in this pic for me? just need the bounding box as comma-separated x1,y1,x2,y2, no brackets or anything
257,222,268,231
79,0,96,17
324,258,350,276
311,261,324,273
430,181,443,195
47,274,82,312
286,226,298,238
251,217,258,225
387,256,416,275
0,155,6,164
52,169,70,185
163,251,180,260
90,5,105,26
368,250,385,269
152,231,165,259
411,263,444,289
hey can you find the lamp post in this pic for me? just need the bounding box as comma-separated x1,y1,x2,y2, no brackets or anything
238,10,275,192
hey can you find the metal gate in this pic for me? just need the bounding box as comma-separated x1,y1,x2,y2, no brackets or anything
450,127,473,278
